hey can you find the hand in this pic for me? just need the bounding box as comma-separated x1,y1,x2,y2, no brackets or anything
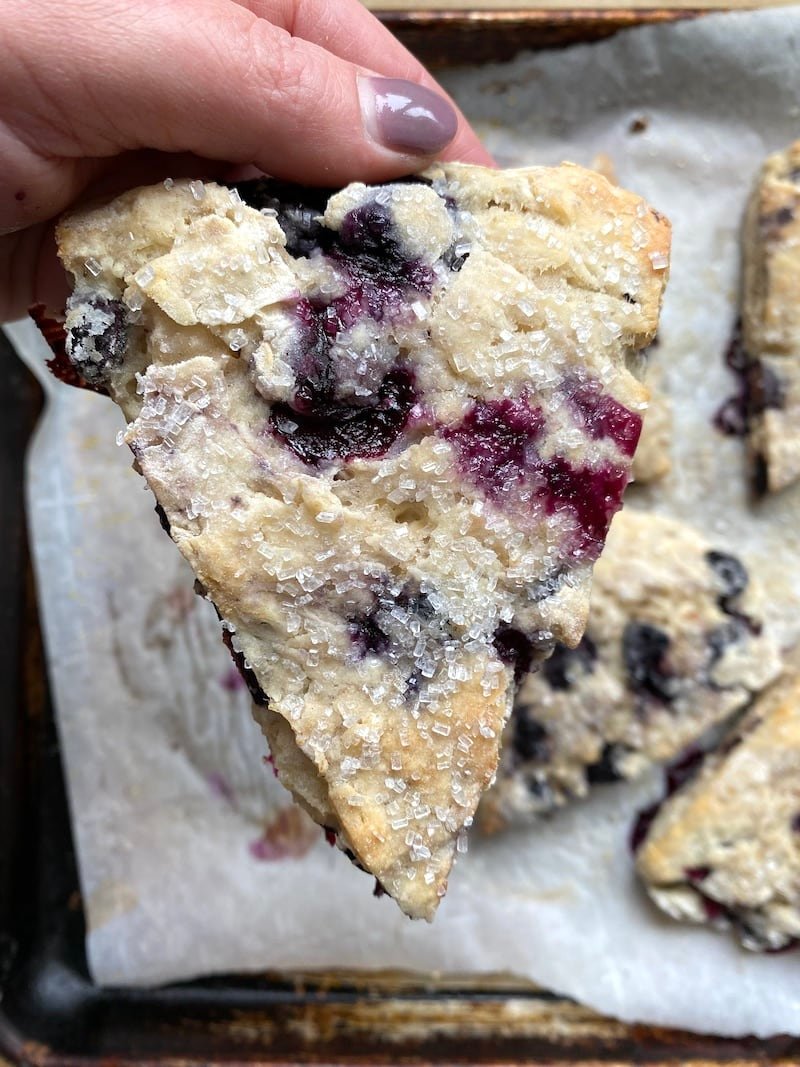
0,0,493,321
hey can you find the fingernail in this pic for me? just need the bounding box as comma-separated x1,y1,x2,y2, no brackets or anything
358,76,458,156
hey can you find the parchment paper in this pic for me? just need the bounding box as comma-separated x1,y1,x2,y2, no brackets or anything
8,6,800,1037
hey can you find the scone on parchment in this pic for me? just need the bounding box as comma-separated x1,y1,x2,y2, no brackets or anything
479,510,781,832
635,659,800,951
739,142,800,493
54,165,669,918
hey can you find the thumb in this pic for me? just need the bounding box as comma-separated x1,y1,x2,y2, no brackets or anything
6,0,459,190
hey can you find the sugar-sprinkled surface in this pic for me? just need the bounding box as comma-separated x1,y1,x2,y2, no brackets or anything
56,165,668,919
479,510,781,832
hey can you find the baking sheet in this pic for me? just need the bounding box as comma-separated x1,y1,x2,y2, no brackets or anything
7,6,800,1037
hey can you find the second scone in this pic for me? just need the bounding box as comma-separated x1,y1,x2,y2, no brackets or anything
480,510,782,831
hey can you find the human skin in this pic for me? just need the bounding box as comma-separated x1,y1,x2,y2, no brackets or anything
0,0,493,320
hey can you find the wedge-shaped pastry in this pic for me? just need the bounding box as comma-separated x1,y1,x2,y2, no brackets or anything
635,661,800,950
739,142,800,493
55,165,669,917
480,511,781,831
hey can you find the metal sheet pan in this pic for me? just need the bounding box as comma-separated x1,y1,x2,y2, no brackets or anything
2,13,799,1062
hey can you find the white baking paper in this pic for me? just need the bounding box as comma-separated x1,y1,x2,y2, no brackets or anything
7,5,800,1037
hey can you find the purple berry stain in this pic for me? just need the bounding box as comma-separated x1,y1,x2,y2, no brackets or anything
685,865,712,883
63,295,128,386
219,665,247,694
567,379,642,457
443,396,631,561
348,584,444,704
335,200,434,295
707,550,748,605
443,397,546,501
544,456,629,559
698,895,727,923
248,806,318,862
348,612,391,657
31,305,107,397
207,772,237,808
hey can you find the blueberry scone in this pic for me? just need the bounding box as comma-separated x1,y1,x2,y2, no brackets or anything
739,142,800,493
635,661,800,951
54,166,669,918
479,510,780,831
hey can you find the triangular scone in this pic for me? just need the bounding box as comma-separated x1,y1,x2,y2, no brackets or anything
55,165,669,918
740,142,800,492
635,659,800,950
479,511,781,832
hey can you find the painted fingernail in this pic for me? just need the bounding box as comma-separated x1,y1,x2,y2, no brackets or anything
358,76,458,156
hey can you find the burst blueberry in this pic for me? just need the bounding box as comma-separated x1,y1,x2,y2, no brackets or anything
622,621,677,703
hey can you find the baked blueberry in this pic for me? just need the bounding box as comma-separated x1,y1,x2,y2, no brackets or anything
623,621,676,703
542,637,598,691
513,715,551,763
586,743,622,784
64,294,127,385
236,178,332,258
706,550,748,604
270,366,417,465
444,397,633,562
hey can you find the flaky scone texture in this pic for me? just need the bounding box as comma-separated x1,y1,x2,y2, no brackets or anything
479,510,781,832
636,659,800,950
742,141,800,493
57,164,669,918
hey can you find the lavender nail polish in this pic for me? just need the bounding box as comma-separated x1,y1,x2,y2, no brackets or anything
359,76,458,156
